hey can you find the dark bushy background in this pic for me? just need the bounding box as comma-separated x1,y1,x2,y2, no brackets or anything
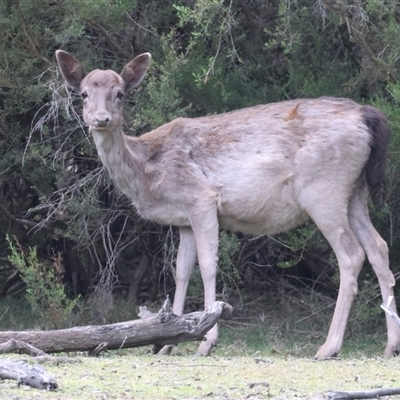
1,0,400,324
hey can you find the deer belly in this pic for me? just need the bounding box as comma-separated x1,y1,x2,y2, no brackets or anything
218,199,308,236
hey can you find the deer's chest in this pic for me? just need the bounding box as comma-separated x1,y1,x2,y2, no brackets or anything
134,198,190,227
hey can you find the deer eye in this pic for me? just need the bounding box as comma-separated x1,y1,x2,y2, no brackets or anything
80,91,88,99
116,91,125,100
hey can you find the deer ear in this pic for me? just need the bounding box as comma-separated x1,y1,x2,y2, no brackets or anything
55,50,85,90
121,53,151,91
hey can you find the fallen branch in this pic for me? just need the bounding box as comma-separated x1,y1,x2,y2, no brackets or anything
325,387,400,399
0,338,81,365
0,299,232,354
0,359,57,390
0,339,47,356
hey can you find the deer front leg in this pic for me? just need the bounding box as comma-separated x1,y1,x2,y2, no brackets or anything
190,207,219,356
172,226,198,316
158,226,197,355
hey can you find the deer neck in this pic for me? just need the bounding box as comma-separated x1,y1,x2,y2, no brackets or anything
91,125,145,201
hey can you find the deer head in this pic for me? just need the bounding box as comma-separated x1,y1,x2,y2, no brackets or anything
55,50,151,132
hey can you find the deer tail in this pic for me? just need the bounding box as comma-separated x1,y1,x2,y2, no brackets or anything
362,105,390,208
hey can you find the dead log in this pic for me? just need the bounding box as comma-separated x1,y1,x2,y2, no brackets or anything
0,299,232,354
0,359,58,390
325,387,400,399
0,338,47,356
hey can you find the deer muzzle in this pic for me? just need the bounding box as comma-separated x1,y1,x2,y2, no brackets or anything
93,114,112,128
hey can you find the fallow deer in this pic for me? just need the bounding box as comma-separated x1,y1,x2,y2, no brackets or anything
55,50,400,359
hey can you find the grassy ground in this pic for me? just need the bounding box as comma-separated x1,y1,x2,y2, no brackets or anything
1,294,399,399
1,347,400,399
1,324,400,400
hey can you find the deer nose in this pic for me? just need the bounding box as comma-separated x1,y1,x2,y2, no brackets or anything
94,114,111,128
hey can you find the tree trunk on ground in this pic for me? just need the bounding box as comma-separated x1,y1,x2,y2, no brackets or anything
324,387,400,399
0,300,232,354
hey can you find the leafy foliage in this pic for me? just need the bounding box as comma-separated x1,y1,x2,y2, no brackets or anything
1,0,400,330
6,235,79,327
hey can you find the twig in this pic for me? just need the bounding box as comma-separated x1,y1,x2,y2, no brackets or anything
0,202,53,233
0,307,9,323
381,296,400,327
88,342,109,356
125,12,156,36
84,19,131,59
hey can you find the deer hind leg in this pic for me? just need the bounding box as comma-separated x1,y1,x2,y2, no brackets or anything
348,189,400,358
158,226,197,355
307,204,366,359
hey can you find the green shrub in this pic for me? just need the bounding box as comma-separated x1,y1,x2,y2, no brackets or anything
6,234,79,328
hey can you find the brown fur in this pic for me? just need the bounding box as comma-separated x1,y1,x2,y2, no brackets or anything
285,103,300,121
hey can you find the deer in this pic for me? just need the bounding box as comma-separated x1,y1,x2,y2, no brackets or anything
55,49,400,359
